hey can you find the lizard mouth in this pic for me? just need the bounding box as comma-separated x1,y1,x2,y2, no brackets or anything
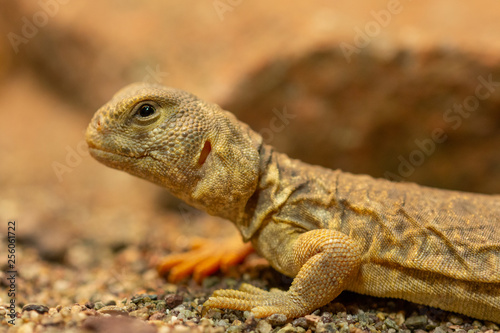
87,146,128,159
87,145,168,187
87,145,161,172
87,146,136,169
87,136,144,160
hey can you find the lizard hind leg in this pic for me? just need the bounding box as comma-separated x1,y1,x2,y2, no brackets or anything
157,235,254,283
204,229,362,318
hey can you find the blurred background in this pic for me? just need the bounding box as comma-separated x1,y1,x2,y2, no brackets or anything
0,0,500,308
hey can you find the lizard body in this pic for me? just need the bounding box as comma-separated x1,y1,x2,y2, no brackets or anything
86,83,500,321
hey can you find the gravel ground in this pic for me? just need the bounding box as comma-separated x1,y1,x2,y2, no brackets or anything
2,240,499,333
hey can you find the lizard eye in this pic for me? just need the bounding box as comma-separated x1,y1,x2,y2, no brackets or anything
138,104,156,117
132,101,161,126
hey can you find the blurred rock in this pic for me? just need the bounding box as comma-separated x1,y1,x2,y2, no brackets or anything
224,47,500,193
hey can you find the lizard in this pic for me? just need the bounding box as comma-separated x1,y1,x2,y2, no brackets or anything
85,82,500,322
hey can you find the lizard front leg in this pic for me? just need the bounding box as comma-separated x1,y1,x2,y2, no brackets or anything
204,229,362,318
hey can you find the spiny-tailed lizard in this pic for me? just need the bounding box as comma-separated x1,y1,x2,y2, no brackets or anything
86,82,500,322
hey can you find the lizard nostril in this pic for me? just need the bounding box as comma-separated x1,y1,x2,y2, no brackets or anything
95,116,103,131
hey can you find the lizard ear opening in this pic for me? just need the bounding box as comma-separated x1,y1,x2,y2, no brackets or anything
198,140,212,165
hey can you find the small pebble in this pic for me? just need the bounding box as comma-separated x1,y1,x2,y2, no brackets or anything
125,303,138,312
243,311,254,320
206,308,223,320
304,314,321,325
321,311,333,323
243,315,258,331
178,309,195,320
404,315,427,329
41,313,63,326
485,322,500,331
215,319,229,328
277,322,302,333
395,312,405,326
292,317,308,329
149,312,166,321
200,317,213,326
256,320,273,333
28,311,39,321
267,313,287,326
231,319,242,326
165,294,184,309
227,325,242,333
384,318,399,330
131,294,153,304
94,301,105,310
22,304,49,314
71,304,84,314
83,308,98,317
449,315,464,325
357,311,370,325
129,306,151,320
433,326,447,333
97,305,129,316
59,307,71,318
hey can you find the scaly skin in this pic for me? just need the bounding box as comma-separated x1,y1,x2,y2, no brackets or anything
86,82,500,322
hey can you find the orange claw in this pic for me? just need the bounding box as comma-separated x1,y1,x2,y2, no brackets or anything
157,236,254,283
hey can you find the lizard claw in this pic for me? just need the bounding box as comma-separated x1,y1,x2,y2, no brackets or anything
203,283,305,318
157,237,254,283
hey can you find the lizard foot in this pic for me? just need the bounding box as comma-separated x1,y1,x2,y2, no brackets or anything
157,236,254,283
203,283,306,318
204,229,362,319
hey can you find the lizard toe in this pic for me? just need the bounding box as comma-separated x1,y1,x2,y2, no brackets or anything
157,236,253,283
204,286,309,319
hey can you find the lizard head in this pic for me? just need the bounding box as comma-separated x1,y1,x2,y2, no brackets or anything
86,82,262,220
